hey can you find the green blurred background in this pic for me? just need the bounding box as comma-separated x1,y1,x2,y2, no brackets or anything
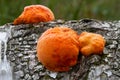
0,0,120,25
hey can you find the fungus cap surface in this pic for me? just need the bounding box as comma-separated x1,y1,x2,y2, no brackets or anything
37,27,79,72
79,32,105,56
14,5,55,25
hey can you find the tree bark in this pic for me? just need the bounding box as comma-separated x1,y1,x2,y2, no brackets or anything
0,19,120,80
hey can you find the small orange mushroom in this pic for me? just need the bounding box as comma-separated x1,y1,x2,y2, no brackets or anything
37,27,79,72
13,5,55,25
78,32,105,56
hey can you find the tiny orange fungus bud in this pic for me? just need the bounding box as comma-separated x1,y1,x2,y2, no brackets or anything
78,32,105,56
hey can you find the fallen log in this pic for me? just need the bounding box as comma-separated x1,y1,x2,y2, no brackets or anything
0,19,120,80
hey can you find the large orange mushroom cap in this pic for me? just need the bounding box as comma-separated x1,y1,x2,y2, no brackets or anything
78,32,105,56
37,27,79,72
13,5,55,25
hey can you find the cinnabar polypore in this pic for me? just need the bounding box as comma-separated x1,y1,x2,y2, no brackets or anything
78,32,105,56
13,5,55,25
37,27,79,72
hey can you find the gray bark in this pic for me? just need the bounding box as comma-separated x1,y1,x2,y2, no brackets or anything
0,19,120,80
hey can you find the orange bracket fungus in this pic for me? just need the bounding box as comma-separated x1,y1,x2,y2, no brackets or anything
36,26,106,72
13,5,55,25
78,32,105,56
37,27,79,72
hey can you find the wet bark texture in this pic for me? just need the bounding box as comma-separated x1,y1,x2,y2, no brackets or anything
0,19,120,80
